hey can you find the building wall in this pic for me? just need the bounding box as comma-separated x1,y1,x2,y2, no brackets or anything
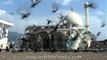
0,28,9,49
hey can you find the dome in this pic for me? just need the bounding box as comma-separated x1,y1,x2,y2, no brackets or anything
64,12,83,29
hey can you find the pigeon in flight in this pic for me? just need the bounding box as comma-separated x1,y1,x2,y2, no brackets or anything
58,13,64,20
52,3,59,13
47,19,52,24
17,8,31,19
101,21,106,27
31,0,41,8
96,32,101,37
70,5,73,11
21,13,30,19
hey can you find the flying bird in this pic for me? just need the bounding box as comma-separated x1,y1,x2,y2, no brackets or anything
71,5,73,11
101,23,106,27
52,3,59,13
88,3,97,8
7,12,14,15
58,13,64,20
21,13,30,19
101,21,106,27
52,19,65,32
47,19,52,24
96,32,101,37
84,0,97,9
17,8,31,19
31,0,41,8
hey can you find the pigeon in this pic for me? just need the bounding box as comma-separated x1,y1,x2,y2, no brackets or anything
17,8,31,19
84,2,97,9
52,19,65,32
58,13,64,20
47,19,52,24
101,23,106,27
21,13,30,19
88,3,96,8
8,12,14,15
101,21,106,27
96,32,101,37
71,5,73,11
52,3,59,13
31,0,41,8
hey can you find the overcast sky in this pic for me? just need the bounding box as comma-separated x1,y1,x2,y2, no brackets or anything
0,0,107,40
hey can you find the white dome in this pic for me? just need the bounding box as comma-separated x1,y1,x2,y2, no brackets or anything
64,12,83,29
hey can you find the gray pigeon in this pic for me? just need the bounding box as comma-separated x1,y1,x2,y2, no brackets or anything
31,0,41,8
47,19,52,24
21,13,30,19
52,3,59,13
17,8,31,19
97,32,101,37
101,21,106,27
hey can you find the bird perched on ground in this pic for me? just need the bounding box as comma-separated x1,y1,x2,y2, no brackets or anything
31,0,41,8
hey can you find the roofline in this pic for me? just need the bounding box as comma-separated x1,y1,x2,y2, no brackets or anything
0,19,14,27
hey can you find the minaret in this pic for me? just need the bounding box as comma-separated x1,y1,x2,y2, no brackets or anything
84,2,90,32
